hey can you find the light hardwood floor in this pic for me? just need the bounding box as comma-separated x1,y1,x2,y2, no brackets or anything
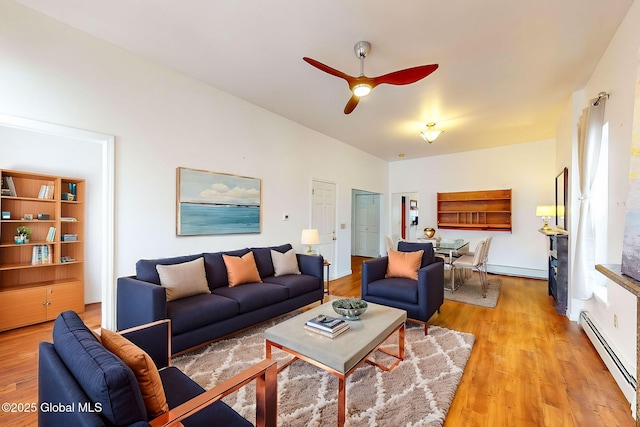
0,257,634,426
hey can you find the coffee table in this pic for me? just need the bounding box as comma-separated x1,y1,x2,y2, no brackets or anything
264,301,406,427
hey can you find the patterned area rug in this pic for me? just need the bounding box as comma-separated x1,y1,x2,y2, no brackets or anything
444,272,501,308
173,314,475,427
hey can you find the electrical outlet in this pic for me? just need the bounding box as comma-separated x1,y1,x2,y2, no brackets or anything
614,314,618,329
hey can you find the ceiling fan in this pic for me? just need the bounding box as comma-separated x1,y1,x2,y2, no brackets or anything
303,41,438,114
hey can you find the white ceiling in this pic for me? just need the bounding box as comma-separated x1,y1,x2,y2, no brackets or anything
15,0,634,161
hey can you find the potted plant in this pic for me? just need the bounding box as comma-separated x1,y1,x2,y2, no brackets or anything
16,225,32,244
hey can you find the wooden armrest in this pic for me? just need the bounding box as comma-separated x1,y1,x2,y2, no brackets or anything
149,359,278,427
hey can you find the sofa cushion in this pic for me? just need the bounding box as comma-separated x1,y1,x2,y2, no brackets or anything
251,244,293,278
136,254,203,285
366,278,419,304
397,241,435,266
167,293,239,335
53,311,147,426
156,257,210,301
203,249,250,290
223,252,262,287
262,274,319,298
213,282,289,313
386,250,423,280
271,249,301,276
100,328,169,418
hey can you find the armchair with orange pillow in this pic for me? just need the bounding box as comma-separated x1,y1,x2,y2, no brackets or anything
38,310,277,427
361,241,444,334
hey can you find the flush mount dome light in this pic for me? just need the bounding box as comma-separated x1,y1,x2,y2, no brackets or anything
420,122,443,143
352,83,372,97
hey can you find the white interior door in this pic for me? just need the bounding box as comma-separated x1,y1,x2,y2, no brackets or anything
354,193,380,257
311,180,336,277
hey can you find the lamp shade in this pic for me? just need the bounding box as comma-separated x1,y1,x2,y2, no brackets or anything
535,205,555,217
301,229,319,245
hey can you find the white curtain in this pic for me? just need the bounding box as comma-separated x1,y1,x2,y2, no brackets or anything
573,97,606,300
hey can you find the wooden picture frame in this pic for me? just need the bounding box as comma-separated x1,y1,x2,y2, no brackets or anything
555,167,568,231
176,167,261,235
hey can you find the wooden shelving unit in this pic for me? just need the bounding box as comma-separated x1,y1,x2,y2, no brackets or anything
0,169,84,331
437,189,512,232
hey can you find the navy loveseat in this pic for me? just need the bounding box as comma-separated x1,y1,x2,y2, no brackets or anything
361,241,444,334
117,244,324,354
39,310,277,426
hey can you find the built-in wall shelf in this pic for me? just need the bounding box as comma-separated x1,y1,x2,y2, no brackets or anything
437,189,512,232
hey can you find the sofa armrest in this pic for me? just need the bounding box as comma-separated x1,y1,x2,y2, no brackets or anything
297,253,323,281
120,319,171,369
117,276,167,330
361,257,389,294
149,359,278,427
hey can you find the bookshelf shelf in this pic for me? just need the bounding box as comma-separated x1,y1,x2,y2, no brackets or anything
0,169,84,331
437,189,512,232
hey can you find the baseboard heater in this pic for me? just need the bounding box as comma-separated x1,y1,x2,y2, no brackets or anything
579,310,636,416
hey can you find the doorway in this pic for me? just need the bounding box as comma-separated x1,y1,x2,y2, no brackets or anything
352,190,382,258
311,180,337,279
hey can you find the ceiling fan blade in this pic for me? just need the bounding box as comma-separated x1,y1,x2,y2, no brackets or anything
372,64,439,86
303,57,356,85
344,95,360,114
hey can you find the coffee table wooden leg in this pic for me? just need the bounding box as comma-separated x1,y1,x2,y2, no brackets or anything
338,376,346,427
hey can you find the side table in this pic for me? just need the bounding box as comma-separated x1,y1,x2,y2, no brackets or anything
323,259,331,294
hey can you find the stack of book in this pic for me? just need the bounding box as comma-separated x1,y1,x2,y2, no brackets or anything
304,315,349,338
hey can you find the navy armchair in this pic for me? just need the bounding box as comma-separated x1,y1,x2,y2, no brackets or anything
38,311,277,427
361,241,444,334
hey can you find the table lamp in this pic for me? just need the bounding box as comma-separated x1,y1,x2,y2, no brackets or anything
301,229,320,254
535,205,555,231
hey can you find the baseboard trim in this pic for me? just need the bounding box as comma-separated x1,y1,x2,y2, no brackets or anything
487,264,546,279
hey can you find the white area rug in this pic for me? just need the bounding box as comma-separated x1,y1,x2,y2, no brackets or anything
173,314,475,426
444,272,501,308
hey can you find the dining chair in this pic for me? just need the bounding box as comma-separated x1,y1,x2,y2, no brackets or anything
452,239,488,297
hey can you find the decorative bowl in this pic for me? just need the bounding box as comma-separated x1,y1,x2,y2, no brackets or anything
332,298,368,320
424,227,436,238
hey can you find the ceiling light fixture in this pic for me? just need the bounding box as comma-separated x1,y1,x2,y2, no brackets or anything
352,83,372,97
420,122,443,143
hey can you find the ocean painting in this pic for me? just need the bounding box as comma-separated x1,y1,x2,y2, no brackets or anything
621,52,640,281
177,167,261,235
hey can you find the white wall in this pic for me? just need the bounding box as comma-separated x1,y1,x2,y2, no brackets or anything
555,0,640,397
0,2,388,317
389,139,556,278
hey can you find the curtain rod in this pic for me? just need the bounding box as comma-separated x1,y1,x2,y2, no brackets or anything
593,91,609,106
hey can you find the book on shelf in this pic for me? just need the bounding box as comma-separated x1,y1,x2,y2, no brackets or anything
62,234,78,242
304,324,350,338
61,217,78,221
31,245,53,265
38,182,55,199
3,176,17,197
46,227,56,242
305,315,349,333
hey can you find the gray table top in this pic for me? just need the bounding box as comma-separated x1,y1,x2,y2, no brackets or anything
264,300,406,373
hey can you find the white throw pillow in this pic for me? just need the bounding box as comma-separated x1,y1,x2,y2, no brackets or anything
271,249,301,277
156,257,210,301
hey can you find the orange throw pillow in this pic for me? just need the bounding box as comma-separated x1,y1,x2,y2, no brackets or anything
386,250,424,280
100,328,168,418
222,252,263,287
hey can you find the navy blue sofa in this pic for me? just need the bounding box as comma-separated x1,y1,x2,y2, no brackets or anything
117,244,324,354
361,241,444,333
39,311,277,427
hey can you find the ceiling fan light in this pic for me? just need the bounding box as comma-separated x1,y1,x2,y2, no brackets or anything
353,83,372,97
420,123,443,143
